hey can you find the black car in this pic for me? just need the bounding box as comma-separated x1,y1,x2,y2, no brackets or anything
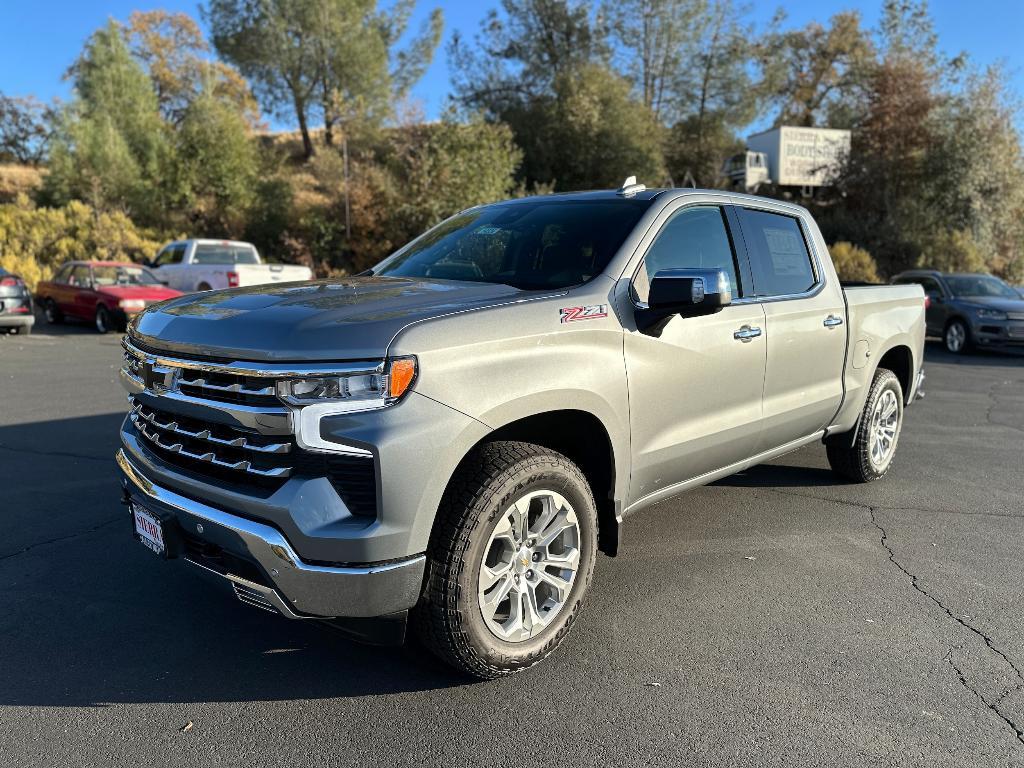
892,270,1024,353
0,267,35,335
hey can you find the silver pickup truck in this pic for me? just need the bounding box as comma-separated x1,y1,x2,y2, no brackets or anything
116,183,926,678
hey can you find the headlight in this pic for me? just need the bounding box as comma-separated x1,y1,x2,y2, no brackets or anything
975,308,1007,320
118,299,146,311
276,357,417,409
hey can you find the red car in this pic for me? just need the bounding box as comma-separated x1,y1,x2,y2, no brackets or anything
35,260,183,334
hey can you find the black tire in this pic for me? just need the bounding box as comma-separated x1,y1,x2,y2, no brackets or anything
197,282,211,291
826,368,904,483
944,318,972,354
44,299,63,324
413,441,598,679
94,305,112,334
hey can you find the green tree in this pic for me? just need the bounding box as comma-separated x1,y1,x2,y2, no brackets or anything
600,0,703,122
545,64,665,189
45,21,171,220
206,0,443,159
759,11,874,128
449,0,606,115
925,66,1024,281
175,89,259,233
668,0,760,186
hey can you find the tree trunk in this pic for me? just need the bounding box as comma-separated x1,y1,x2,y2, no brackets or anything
294,95,314,160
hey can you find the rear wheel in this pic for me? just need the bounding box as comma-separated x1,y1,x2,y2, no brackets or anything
94,305,112,334
944,319,971,354
44,299,63,324
827,368,904,483
197,282,211,291
414,441,598,679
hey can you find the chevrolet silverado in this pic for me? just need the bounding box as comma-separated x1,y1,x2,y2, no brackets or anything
116,182,926,679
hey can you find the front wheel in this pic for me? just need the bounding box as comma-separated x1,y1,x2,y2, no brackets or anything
414,441,598,679
94,305,112,334
944,319,972,354
826,368,904,483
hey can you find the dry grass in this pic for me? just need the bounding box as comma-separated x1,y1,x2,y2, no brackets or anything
0,164,45,202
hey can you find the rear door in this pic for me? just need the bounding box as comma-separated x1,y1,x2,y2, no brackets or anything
624,202,767,503
734,206,847,448
65,265,94,319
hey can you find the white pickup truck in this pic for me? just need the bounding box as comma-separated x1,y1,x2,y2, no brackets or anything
149,239,313,293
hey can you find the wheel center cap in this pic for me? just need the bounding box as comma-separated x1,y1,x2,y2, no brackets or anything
516,546,532,571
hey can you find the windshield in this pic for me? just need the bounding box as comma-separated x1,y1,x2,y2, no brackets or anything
93,265,161,286
945,275,1019,299
193,244,259,265
373,200,650,290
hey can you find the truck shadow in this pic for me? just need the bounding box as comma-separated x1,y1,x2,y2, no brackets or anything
0,413,465,707
713,463,837,489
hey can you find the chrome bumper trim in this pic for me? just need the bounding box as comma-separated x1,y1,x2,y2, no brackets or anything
117,449,425,617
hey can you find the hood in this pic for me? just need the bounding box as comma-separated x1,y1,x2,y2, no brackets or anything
98,285,183,302
955,296,1024,313
129,276,532,361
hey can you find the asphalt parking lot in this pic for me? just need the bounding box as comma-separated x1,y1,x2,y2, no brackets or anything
1,320,1023,767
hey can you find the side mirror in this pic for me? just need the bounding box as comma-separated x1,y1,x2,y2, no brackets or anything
159,280,170,287
637,268,732,335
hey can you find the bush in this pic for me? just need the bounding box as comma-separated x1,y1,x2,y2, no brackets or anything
915,229,988,275
0,195,164,290
829,241,880,282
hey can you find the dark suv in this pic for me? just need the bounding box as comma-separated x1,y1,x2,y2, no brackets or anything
892,270,1024,353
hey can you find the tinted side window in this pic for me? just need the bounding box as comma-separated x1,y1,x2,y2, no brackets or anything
739,209,816,297
69,265,92,287
155,245,184,266
53,265,73,285
635,206,739,302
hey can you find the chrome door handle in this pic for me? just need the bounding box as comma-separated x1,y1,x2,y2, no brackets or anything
823,315,844,328
733,325,762,342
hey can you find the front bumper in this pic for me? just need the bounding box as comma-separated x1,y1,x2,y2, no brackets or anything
971,318,1024,347
117,449,425,618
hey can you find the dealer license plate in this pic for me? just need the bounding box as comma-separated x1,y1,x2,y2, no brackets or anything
132,503,165,555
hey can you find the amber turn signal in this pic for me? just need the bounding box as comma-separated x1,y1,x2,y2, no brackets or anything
389,358,417,399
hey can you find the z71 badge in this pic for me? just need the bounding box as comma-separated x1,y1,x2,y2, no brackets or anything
560,304,608,323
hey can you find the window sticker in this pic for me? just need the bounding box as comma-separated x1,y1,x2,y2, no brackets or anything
763,227,807,276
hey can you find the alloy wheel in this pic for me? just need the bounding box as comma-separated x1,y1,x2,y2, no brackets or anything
945,322,966,353
868,388,900,469
477,490,581,643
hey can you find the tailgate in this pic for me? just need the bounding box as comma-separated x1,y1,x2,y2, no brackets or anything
235,264,313,286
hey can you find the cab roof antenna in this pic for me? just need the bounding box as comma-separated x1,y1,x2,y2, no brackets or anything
617,176,646,197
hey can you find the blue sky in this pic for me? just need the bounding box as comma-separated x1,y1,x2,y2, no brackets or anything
2,0,1022,129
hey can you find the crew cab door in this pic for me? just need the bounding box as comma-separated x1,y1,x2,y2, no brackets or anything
623,202,766,503
733,206,847,447
151,243,187,290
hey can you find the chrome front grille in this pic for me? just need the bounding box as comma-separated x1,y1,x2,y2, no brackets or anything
130,399,293,480
121,339,380,515
1007,312,1024,321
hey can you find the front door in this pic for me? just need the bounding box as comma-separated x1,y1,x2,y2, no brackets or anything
624,204,767,503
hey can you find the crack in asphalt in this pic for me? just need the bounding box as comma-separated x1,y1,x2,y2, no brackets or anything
870,508,1024,748
0,516,123,562
0,442,114,464
986,382,1024,434
944,647,1024,747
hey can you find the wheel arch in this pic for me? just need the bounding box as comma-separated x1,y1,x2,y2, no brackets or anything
875,344,914,405
450,409,622,557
